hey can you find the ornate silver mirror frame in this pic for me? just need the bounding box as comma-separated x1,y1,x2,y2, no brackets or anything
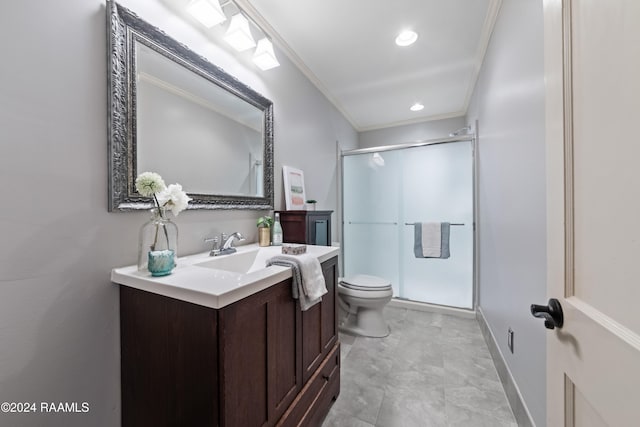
107,1,274,211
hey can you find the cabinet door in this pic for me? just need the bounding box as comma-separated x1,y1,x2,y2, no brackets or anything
270,279,302,420
301,256,338,384
320,256,338,353
306,212,332,246
277,211,307,244
120,287,218,427
219,279,300,426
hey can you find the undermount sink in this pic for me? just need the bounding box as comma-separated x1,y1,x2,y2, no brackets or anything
194,246,288,274
195,248,262,273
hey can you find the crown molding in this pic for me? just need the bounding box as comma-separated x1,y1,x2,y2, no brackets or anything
236,0,502,133
358,111,467,133
234,0,360,130
462,0,503,114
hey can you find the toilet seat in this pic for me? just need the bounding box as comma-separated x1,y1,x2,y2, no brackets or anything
337,273,392,338
340,274,392,292
337,284,393,299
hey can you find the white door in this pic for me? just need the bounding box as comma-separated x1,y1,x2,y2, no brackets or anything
544,0,640,425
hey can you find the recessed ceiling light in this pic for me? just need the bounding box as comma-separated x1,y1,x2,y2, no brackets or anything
410,103,424,112
395,30,418,47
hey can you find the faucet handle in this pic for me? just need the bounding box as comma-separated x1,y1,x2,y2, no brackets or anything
204,236,220,253
220,233,227,245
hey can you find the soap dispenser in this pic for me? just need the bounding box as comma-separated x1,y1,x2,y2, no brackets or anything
272,213,283,246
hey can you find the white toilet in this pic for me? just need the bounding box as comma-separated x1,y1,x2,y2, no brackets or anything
337,274,393,338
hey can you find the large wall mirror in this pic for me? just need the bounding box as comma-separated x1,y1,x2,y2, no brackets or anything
107,1,274,210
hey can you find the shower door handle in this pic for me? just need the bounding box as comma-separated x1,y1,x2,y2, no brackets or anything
530,298,564,330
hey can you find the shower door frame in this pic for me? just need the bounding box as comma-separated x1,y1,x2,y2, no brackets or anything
340,135,478,312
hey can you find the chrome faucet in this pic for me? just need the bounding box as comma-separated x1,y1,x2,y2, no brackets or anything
206,232,245,256
222,232,245,251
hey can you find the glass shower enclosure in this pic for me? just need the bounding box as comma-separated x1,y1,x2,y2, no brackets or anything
342,138,475,309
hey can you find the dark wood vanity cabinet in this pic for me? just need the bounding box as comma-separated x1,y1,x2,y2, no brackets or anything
276,210,333,246
301,259,338,384
120,256,340,427
218,278,299,426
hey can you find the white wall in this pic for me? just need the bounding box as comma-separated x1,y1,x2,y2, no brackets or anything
466,0,546,425
358,116,466,149
0,1,356,425
137,79,263,195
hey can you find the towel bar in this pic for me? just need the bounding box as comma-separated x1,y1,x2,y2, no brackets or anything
405,222,464,226
348,221,398,225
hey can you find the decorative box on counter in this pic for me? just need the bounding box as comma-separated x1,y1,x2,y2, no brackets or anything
282,243,307,255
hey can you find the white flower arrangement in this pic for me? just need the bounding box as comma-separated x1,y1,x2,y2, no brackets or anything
135,172,166,197
135,172,191,257
135,172,191,216
157,183,190,216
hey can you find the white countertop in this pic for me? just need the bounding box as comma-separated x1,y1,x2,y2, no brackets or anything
111,243,340,309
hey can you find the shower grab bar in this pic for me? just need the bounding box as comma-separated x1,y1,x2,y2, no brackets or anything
405,222,465,226
347,221,398,225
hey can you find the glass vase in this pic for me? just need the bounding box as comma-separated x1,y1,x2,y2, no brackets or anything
137,208,178,276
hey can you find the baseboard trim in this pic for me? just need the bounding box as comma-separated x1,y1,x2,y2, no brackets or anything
476,307,536,427
388,298,476,319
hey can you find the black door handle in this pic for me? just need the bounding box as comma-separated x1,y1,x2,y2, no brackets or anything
530,298,564,329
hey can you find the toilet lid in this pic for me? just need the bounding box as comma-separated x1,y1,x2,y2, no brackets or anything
340,274,392,291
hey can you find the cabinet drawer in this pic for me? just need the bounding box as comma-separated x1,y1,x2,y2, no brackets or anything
303,343,340,426
277,343,340,427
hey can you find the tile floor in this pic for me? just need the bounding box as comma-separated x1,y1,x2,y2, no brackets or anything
321,306,517,427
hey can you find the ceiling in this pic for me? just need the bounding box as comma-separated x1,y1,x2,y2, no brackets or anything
239,0,501,131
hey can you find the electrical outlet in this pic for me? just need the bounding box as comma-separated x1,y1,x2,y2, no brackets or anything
507,328,514,353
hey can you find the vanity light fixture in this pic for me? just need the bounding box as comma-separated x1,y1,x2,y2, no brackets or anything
253,38,280,70
224,13,256,51
395,30,418,47
187,0,226,28
410,102,424,111
184,0,280,70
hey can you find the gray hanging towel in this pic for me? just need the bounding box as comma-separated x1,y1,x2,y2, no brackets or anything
414,222,450,259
